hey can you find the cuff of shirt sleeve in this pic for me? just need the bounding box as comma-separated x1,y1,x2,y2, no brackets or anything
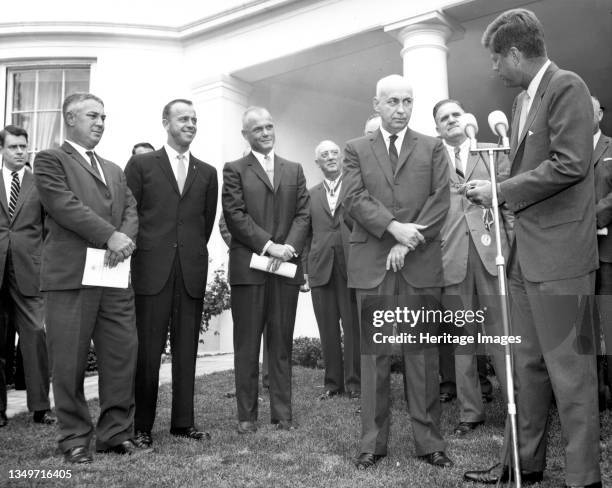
262,240,273,255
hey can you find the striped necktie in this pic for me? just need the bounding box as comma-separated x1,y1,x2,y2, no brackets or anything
454,146,464,180
8,171,20,219
85,150,101,177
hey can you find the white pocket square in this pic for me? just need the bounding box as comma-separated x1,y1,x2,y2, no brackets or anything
528,130,534,136
604,157,612,162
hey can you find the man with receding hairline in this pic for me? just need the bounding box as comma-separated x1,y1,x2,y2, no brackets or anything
125,99,218,447
465,9,601,487
34,92,140,463
223,106,309,433
342,74,451,469
301,140,360,400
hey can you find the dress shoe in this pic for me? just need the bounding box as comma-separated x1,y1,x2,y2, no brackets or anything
0,411,7,427
463,463,543,484
439,392,456,403
237,421,257,434
33,410,57,425
97,439,151,455
170,426,210,441
353,452,385,470
319,390,342,400
420,451,453,468
133,430,153,448
64,446,93,464
348,390,361,400
274,419,298,431
454,421,484,436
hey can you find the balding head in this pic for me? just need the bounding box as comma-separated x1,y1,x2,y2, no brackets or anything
374,75,413,134
314,140,341,180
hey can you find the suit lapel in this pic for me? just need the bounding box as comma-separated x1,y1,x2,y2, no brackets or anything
62,142,106,186
370,130,394,187
273,155,283,193
465,151,483,180
593,135,610,166
10,170,34,220
247,153,273,192
182,155,199,197
157,148,181,195
395,129,417,175
317,183,332,217
0,171,8,217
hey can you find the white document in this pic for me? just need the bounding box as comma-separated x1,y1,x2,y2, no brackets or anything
598,227,608,236
249,253,297,279
81,248,131,288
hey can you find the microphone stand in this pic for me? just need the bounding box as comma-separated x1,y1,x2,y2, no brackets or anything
470,142,522,488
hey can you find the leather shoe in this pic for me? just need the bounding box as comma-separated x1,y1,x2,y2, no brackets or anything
463,463,543,484
0,411,7,427
454,421,484,436
237,421,257,434
133,430,153,448
353,452,385,470
170,426,210,441
421,451,453,468
274,420,297,431
319,390,342,400
439,392,455,403
33,410,57,425
64,446,93,464
97,439,150,455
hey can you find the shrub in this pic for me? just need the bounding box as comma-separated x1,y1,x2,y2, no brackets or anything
201,267,231,333
292,336,324,369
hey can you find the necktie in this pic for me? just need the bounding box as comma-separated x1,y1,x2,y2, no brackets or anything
85,150,101,177
389,134,398,174
264,154,274,185
176,154,187,193
323,177,341,197
8,171,20,219
518,92,531,138
454,146,464,180
483,208,494,232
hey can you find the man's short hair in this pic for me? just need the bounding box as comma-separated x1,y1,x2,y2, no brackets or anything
375,74,410,98
162,99,193,120
482,8,546,58
0,125,28,146
241,106,270,129
432,99,466,120
62,93,104,121
131,142,155,155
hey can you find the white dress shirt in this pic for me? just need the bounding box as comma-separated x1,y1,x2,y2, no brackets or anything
164,144,191,184
2,165,25,206
66,139,106,185
443,138,470,175
379,125,407,157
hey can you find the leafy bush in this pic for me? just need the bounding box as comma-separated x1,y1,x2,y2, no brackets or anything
201,267,231,333
291,336,324,369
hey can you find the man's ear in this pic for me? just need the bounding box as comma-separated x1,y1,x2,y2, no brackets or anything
372,97,379,112
65,111,75,127
509,47,521,66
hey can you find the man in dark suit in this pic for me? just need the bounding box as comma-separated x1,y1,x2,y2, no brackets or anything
342,74,451,469
301,140,360,400
222,106,310,433
464,9,601,487
0,125,54,428
433,100,513,435
592,95,612,410
34,93,141,463
125,99,218,447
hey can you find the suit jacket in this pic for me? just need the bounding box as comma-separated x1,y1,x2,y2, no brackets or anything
34,142,138,291
124,148,218,298
441,143,513,286
222,152,310,286
302,182,350,288
499,62,598,282
342,128,450,290
0,169,44,296
594,133,612,263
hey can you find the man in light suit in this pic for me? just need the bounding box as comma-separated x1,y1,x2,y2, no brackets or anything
342,74,451,469
223,107,310,433
0,125,54,428
465,9,601,487
592,95,612,410
301,140,360,400
433,99,513,435
34,93,141,463
125,99,218,447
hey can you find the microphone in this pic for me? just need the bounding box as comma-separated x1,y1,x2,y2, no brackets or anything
460,113,479,152
488,110,510,148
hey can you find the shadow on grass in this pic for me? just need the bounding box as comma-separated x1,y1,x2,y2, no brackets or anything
1,367,611,487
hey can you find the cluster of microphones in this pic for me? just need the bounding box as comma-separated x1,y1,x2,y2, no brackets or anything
459,111,511,151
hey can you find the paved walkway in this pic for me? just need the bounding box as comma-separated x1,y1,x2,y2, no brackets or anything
6,353,234,418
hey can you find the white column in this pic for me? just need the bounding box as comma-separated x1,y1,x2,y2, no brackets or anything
385,12,463,135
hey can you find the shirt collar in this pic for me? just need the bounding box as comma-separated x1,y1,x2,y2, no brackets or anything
66,139,97,163
251,149,275,166
526,59,552,101
379,125,407,145
2,164,26,179
594,130,602,149
164,144,190,163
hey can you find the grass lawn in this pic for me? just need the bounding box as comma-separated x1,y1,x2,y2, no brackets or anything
1,367,610,487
